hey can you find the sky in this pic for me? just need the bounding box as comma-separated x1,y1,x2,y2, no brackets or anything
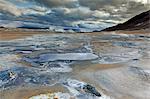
0,0,149,30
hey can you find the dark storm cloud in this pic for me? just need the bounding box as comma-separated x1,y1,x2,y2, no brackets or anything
29,0,149,23
78,0,149,18
32,0,78,8
78,0,124,10
0,0,149,28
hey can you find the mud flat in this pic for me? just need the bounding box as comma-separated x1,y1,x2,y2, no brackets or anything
74,59,150,99
0,29,150,99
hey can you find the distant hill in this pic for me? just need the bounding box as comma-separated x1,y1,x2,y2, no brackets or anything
102,10,150,31
0,26,4,28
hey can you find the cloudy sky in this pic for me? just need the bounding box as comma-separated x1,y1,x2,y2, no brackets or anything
0,0,149,30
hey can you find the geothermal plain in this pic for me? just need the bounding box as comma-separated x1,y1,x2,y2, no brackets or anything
0,28,150,99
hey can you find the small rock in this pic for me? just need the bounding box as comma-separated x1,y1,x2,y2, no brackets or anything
63,79,101,97
83,84,101,97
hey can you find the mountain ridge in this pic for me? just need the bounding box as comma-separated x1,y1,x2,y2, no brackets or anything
102,10,150,31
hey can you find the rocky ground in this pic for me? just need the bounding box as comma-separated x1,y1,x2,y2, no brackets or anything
0,30,150,99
